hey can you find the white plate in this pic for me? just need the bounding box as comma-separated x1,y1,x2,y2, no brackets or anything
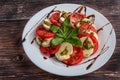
22,3,116,76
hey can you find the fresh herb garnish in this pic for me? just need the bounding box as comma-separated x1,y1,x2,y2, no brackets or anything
50,17,82,46
50,24,60,33
50,37,64,46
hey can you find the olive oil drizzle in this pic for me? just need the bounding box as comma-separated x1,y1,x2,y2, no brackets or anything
22,6,57,43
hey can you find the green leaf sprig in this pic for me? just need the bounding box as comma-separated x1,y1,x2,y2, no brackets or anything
50,17,82,46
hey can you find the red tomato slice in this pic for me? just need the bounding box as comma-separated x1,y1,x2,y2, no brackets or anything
36,25,55,38
70,13,86,28
80,24,97,33
78,33,98,54
40,46,50,54
50,12,61,27
49,45,60,54
62,46,83,65
40,45,60,54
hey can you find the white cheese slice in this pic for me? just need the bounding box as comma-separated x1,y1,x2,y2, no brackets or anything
59,17,65,23
86,30,98,40
55,42,73,61
42,19,51,30
80,37,94,57
36,36,42,45
42,38,53,47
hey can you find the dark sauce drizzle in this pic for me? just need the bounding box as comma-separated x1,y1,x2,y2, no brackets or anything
73,6,81,12
84,6,87,16
86,46,109,69
49,54,55,58
87,15,95,24
22,6,57,43
73,5,86,16
97,23,110,33
66,65,69,67
43,54,55,60
86,27,113,70
31,37,36,44
43,56,47,59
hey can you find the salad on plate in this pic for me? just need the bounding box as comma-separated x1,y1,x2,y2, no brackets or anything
35,6,99,66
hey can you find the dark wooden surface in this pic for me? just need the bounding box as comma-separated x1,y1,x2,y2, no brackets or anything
0,0,120,80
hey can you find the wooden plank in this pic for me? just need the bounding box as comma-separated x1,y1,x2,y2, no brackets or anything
0,0,120,80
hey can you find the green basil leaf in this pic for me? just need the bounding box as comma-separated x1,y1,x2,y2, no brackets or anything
70,28,80,37
66,37,82,46
62,17,71,33
73,28,79,34
65,28,79,39
58,28,65,36
62,17,71,28
50,17,81,47
50,37,64,46
50,24,60,33
64,29,72,39
56,34,64,38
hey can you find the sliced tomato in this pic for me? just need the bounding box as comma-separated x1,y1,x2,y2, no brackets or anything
40,45,60,54
40,46,50,54
62,46,83,65
36,25,55,38
80,24,97,33
78,33,98,54
49,45,60,54
70,13,86,28
50,12,61,27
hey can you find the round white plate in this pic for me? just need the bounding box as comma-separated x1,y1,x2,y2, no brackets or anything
22,3,116,76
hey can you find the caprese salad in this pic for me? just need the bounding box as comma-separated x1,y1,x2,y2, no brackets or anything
35,8,99,65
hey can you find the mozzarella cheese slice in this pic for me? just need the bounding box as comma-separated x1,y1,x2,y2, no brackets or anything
59,11,71,23
42,19,51,30
36,36,42,45
55,42,73,61
86,30,98,40
82,18,93,24
80,37,94,57
42,38,53,47
59,17,65,23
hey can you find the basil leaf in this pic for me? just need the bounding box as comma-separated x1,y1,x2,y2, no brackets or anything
50,37,64,46
72,28,79,35
58,28,65,36
65,28,79,39
66,37,82,46
64,29,72,39
62,17,71,28
50,24,59,33
62,17,71,33
70,28,79,37
56,34,64,38
50,17,81,46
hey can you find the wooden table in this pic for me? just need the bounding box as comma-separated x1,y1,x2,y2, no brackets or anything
0,0,120,80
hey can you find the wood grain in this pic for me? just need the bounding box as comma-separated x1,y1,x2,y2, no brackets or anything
0,0,120,80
